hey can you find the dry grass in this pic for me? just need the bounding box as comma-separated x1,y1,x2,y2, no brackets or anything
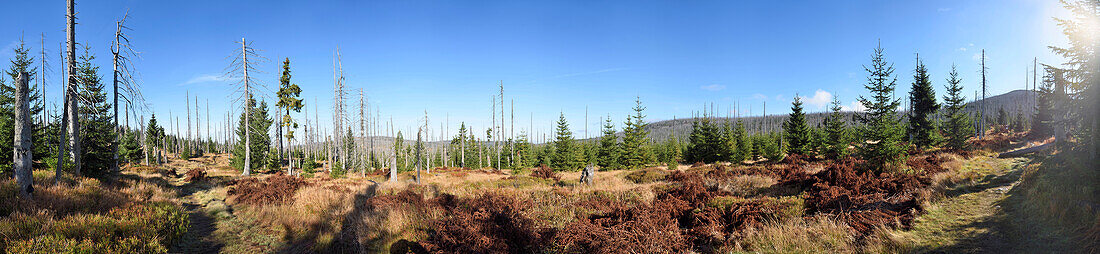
711,175,777,196
739,215,858,253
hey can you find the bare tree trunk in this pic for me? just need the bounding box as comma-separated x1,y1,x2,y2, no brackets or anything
54,42,68,185
15,73,33,198
241,38,251,176
112,20,122,175
65,0,82,178
389,117,397,181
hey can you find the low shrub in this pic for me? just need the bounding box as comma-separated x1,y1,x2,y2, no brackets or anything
531,165,560,181
624,167,668,184
185,168,207,182
228,173,309,205
0,202,188,253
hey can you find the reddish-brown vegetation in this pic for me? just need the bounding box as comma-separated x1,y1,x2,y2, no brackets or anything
227,172,309,205
185,168,206,182
531,165,560,181
800,158,932,232
423,193,551,253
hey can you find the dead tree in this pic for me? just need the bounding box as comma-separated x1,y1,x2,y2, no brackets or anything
358,88,366,173
38,34,48,125
186,91,191,153
112,11,143,174
15,72,33,198
57,0,82,181
332,49,347,173
422,110,430,175
389,117,397,181
980,50,988,138
225,38,264,175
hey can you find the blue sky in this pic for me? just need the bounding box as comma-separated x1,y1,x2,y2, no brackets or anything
0,0,1072,141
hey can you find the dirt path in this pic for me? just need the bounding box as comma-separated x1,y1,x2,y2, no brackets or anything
163,155,235,254
897,156,1072,253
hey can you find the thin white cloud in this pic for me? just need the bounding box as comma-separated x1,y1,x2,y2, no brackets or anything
799,90,832,109
958,47,967,51
700,84,726,91
841,101,867,112
180,74,227,86
972,53,983,61
937,7,952,12
752,93,768,100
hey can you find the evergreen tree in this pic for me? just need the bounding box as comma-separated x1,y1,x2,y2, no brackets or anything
74,47,116,177
720,121,736,161
514,132,534,169
855,43,907,172
2,40,47,172
996,106,1008,127
685,118,723,163
551,113,583,171
230,96,273,172
620,97,651,169
823,96,851,158
907,57,940,149
783,95,811,155
394,131,405,171
942,66,972,151
275,58,303,170
664,132,681,167
1031,67,1058,138
596,116,622,169
145,115,164,164
119,130,144,164
732,120,750,163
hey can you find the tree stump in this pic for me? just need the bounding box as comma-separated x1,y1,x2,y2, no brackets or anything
580,164,595,185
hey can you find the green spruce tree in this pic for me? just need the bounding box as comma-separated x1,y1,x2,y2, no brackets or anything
620,97,652,169
275,58,304,171
2,40,48,172
823,96,851,158
942,65,972,151
783,95,811,156
551,113,583,171
855,43,907,172
119,130,144,164
596,116,622,169
74,47,116,176
908,56,940,149
732,120,750,163
145,114,164,164
231,96,273,172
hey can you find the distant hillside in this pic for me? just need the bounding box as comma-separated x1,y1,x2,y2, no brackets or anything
623,89,1037,144
328,90,1037,153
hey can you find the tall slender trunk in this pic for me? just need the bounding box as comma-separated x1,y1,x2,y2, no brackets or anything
15,73,33,198
241,38,251,176
65,0,82,178
112,20,122,175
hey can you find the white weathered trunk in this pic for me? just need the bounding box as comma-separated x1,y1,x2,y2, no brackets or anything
65,0,82,178
241,38,251,176
14,73,34,198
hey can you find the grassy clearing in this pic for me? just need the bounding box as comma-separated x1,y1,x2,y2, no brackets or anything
0,169,190,253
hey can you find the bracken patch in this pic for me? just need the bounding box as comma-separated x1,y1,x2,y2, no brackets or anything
227,172,309,205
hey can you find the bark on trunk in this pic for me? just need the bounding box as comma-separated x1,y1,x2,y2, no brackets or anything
14,72,34,198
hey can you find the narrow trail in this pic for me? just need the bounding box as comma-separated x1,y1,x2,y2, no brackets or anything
164,155,234,254
902,156,1071,253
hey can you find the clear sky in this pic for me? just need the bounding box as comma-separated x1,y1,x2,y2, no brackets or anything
0,0,1073,141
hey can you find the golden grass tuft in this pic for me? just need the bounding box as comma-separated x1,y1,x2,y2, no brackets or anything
739,216,858,253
